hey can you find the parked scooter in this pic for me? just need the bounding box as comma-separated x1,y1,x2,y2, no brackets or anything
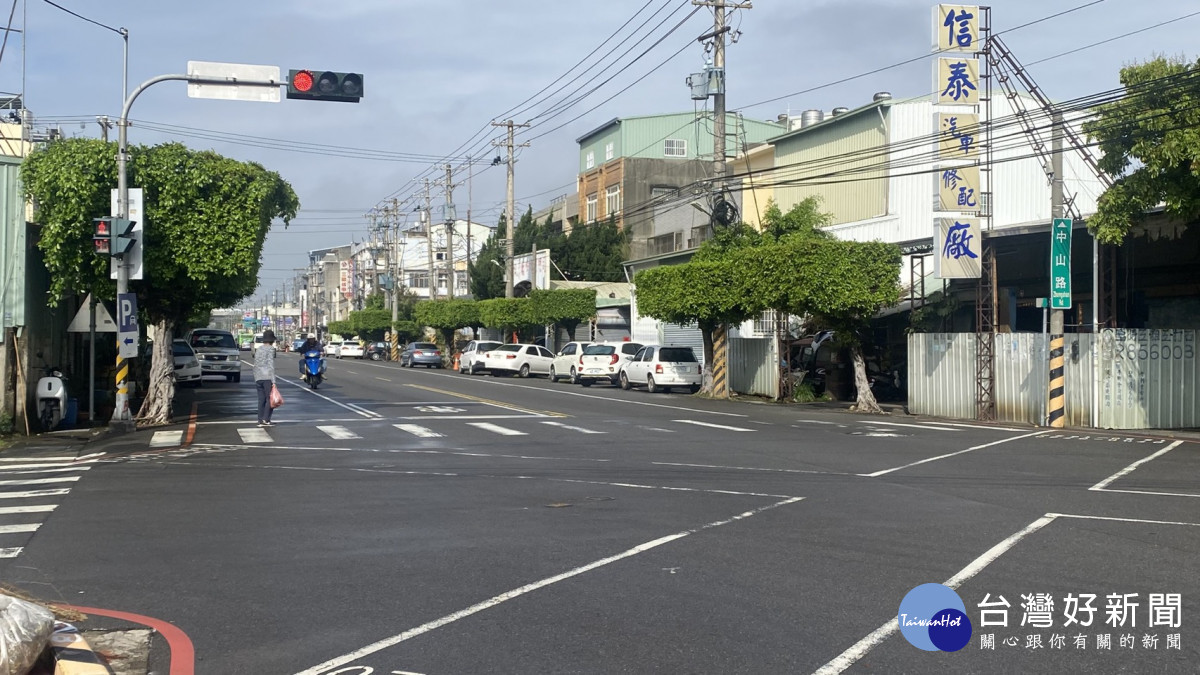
37,365,68,431
301,348,325,389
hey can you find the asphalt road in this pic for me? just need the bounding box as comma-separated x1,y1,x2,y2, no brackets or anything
2,353,1198,674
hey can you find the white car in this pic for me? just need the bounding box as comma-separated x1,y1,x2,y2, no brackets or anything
619,345,702,394
577,341,644,386
549,341,591,383
459,340,502,374
172,339,202,387
337,341,364,359
324,339,342,357
483,343,555,378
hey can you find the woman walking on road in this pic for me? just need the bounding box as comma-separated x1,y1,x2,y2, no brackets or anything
254,329,278,426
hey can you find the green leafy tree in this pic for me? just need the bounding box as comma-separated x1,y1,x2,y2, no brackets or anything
467,225,507,300
348,308,393,341
528,288,596,343
1084,57,1200,243
633,261,757,393
414,299,480,351
560,216,628,281
477,298,534,341
21,139,297,424
327,320,354,339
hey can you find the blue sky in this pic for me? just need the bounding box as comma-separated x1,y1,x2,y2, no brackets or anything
10,1,1199,302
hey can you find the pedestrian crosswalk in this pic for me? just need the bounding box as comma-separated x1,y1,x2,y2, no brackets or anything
142,416,758,449
0,453,99,560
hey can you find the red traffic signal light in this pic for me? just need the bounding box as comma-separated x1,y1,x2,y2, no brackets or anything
287,69,363,103
93,217,112,255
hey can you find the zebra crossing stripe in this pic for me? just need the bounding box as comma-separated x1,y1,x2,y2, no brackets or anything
540,421,605,434
0,466,92,475
468,422,527,436
150,431,184,448
0,547,22,558
393,424,444,438
0,523,40,534
0,505,57,515
0,456,78,462
0,476,80,486
236,428,273,444
0,489,71,499
673,420,755,432
317,426,362,440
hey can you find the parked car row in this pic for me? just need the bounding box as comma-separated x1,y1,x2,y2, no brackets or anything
457,339,702,394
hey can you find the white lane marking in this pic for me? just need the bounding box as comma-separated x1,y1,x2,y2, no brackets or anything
274,377,382,418
540,420,605,434
0,461,95,470
540,477,795,499
1084,487,1200,499
468,422,527,436
862,430,1048,477
857,420,960,432
0,547,22,558
400,414,543,421
0,476,80,486
393,424,444,439
812,514,1057,675
75,452,105,462
236,428,273,444
1089,440,1184,491
296,496,804,675
0,489,71,499
0,523,41,534
0,466,92,475
794,420,845,427
652,461,852,476
854,432,904,438
638,426,676,433
673,419,755,432
392,671,426,675
931,422,1031,432
317,426,362,440
376,377,392,382
0,505,56,515
149,430,184,448
0,456,78,462
1049,512,1200,527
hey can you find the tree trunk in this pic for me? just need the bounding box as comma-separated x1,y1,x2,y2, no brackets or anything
699,321,715,395
135,319,176,426
851,344,883,414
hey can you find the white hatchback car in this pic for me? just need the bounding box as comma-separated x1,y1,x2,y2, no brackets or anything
577,341,644,387
338,341,364,359
324,339,342,357
483,343,555,378
549,341,591,383
459,340,503,375
619,344,702,394
172,339,202,387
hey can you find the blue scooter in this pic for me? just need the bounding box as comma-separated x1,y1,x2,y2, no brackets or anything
301,348,325,389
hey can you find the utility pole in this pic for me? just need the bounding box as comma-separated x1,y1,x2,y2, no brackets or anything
1048,112,1066,429
492,120,530,298
465,154,473,298
445,163,455,299
423,179,435,300
692,0,750,399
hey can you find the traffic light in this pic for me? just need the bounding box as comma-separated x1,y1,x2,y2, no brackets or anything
92,217,112,255
112,218,137,257
286,70,363,103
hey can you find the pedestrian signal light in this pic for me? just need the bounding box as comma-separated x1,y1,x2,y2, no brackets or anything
287,69,363,103
93,217,112,255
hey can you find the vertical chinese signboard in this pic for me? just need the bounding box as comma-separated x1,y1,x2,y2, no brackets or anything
1050,217,1072,309
932,5,981,280
934,217,982,278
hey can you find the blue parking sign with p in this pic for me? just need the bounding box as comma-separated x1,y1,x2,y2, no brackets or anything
118,293,138,332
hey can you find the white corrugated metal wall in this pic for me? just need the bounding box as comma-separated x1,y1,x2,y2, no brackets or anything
729,337,778,398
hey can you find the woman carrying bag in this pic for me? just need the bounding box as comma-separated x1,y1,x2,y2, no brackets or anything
254,329,279,426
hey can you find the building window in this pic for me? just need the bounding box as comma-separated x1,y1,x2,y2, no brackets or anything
605,142,614,161
664,139,687,157
585,151,595,169
605,185,621,216
437,272,448,289
408,272,429,289
455,271,467,290
586,194,598,223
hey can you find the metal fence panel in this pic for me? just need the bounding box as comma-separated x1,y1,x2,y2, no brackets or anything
907,333,976,420
993,333,1046,425
729,337,778,398
1098,329,1199,430
1062,334,1094,428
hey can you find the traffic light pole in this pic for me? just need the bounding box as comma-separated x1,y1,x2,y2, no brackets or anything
112,72,281,426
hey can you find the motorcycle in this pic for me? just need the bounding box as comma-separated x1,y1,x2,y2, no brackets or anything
301,348,325,389
37,365,68,431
